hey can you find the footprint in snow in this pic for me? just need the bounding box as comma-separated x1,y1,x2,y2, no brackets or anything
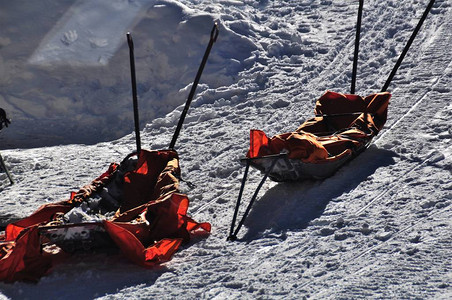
374,231,392,241
61,30,78,46
89,38,108,48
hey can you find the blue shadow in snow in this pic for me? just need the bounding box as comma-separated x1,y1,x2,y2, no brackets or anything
238,146,397,241
0,253,168,299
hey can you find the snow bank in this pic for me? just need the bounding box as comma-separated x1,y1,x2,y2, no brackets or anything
0,0,256,149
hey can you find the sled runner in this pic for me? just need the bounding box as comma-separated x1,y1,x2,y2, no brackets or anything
0,23,219,282
228,0,436,241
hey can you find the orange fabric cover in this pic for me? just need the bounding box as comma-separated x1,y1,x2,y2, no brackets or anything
248,130,329,162
247,91,391,162
0,149,210,282
299,91,391,134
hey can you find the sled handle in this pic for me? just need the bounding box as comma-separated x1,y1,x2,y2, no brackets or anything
381,0,436,92
127,32,142,155
169,22,219,150
0,110,14,184
228,155,281,241
351,0,364,94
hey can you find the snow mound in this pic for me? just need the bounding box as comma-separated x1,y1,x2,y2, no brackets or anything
0,0,256,149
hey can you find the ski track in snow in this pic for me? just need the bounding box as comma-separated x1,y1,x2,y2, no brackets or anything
1,0,451,299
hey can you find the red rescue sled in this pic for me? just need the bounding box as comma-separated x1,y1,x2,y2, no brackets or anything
0,23,219,282
0,150,210,282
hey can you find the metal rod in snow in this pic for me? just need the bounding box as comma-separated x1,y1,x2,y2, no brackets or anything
351,0,364,94
231,157,279,240
169,22,219,150
127,32,141,155
228,159,251,241
381,0,436,92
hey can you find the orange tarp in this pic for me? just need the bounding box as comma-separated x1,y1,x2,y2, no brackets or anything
248,91,391,162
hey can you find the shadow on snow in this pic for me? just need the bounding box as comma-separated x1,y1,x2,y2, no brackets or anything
239,146,397,241
0,252,168,299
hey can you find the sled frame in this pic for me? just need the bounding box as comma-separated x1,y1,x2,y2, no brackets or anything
38,222,116,253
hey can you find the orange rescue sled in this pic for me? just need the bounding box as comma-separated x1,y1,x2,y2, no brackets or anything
227,91,390,241
247,91,391,181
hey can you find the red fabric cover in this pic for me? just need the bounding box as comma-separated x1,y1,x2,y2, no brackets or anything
247,91,391,162
249,129,269,158
0,227,52,282
0,149,210,282
103,221,183,266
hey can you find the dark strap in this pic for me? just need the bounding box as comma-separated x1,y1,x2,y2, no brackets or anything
316,112,366,118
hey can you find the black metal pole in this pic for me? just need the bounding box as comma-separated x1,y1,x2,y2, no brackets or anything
127,32,141,155
351,0,364,94
169,22,219,150
230,157,279,240
381,0,436,92
228,160,251,241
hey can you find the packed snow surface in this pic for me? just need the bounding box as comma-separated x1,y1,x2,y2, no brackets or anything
0,0,451,299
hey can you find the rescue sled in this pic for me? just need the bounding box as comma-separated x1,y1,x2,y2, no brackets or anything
0,149,210,282
228,0,436,241
0,23,219,282
227,91,390,241
246,90,391,182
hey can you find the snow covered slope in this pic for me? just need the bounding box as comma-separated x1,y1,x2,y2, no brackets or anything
0,0,451,299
